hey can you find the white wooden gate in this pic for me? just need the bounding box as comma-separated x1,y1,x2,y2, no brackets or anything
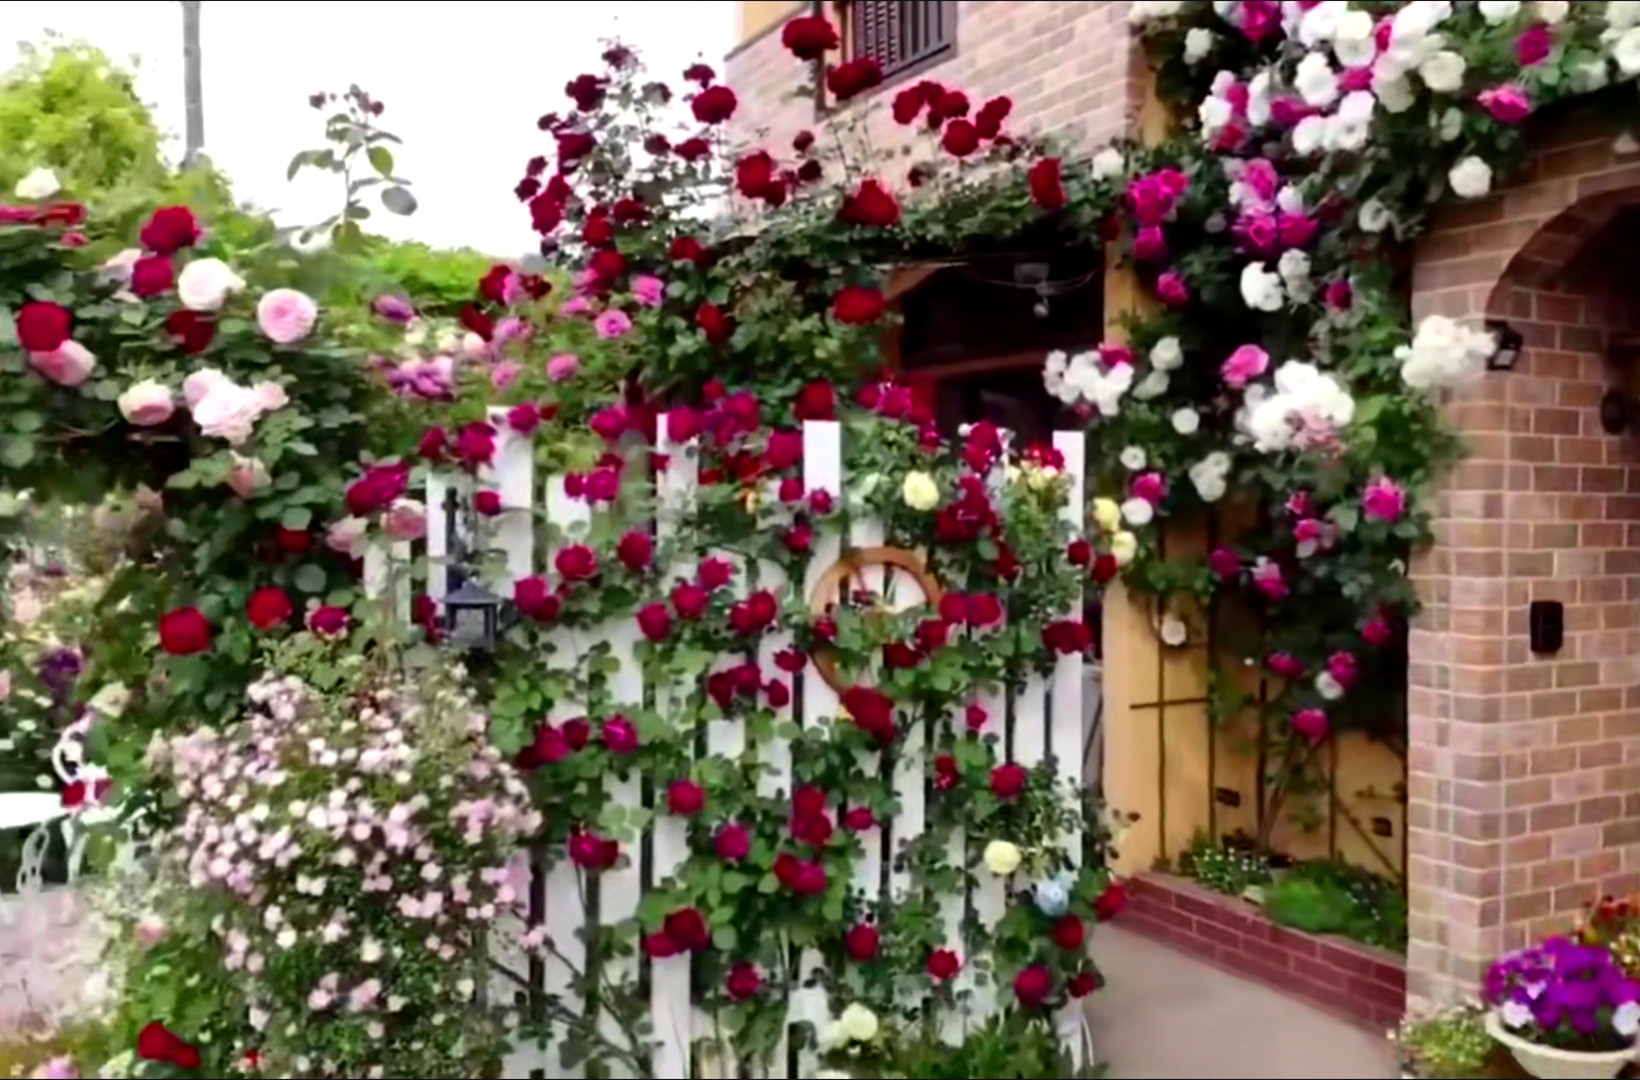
379,415,1091,1079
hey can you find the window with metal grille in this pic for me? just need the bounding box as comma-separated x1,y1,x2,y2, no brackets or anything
845,1,957,84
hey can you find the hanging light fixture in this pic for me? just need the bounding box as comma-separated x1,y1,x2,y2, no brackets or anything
439,487,512,653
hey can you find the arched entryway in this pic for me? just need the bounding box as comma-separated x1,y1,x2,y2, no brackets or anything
1407,105,1640,1005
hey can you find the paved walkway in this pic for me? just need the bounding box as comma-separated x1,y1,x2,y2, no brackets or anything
1089,924,1399,1079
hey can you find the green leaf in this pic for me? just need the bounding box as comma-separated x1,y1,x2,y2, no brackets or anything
0,436,35,468
280,507,313,531
712,925,739,952
368,145,395,176
10,411,44,434
381,186,418,215
293,564,327,594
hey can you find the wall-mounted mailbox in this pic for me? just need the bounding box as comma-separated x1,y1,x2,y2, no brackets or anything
1530,600,1564,655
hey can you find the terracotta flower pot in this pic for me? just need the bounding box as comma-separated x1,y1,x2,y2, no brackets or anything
1486,1011,1634,1080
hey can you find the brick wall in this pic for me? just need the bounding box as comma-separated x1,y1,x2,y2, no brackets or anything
1407,109,1640,1005
1124,874,1407,1030
724,1,1140,158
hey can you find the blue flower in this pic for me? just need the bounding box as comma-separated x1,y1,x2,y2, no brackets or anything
1034,877,1070,918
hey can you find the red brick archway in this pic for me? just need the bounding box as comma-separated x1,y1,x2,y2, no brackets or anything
1407,108,1640,1005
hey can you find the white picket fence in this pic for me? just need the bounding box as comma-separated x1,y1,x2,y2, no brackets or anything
373,413,1092,1079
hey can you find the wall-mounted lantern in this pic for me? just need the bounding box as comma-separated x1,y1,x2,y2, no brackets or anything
1485,320,1524,371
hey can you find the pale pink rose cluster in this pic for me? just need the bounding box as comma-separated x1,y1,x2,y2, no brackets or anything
183,367,288,445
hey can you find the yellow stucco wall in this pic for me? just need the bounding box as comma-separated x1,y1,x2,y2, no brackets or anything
736,0,804,44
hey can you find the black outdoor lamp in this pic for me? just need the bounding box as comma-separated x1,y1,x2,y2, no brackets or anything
1486,320,1524,371
440,487,512,652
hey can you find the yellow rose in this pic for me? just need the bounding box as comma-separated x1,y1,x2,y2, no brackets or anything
1111,530,1138,566
902,471,940,511
983,839,1023,876
838,1002,879,1042
1092,498,1121,534
1026,465,1060,492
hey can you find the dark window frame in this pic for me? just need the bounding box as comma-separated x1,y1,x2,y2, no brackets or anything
814,0,959,114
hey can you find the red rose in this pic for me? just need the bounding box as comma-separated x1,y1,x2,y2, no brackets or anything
274,526,311,555
842,685,896,744
246,586,293,631
1014,964,1054,1008
137,1022,185,1063
990,762,1028,799
792,379,836,422
455,422,497,467
474,490,503,517
845,923,880,961
692,84,738,124
941,119,981,157
563,718,592,749
734,150,776,200
158,607,212,656
696,302,734,344
676,136,712,160
345,463,409,516
883,642,922,669
418,427,448,461
916,618,950,653
139,206,200,255
698,557,735,590
514,577,562,623
775,648,807,673
794,130,817,153
976,95,1013,138
726,961,762,1000
565,72,607,111
965,703,988,731
1095,880,1128,921
671,582,709,619
568,831,620,870
616,530,654,571
1053,915,1087,951
839,178,901,227
843,806,876,832
556,544,599,582
556,130,596,164
663,907,711,951
782,13,840,59
644,932,681,959
826,57,882,101
927,948,961,981
165,309,215,354
1092,553,1120,584
774,853,827,894
479,264,514,304
1042,619,1093,655
730,590,779,635
667,779,705,816
832,285,885,325
612,197,647,224
15,301,71,353
1029,157,1066,211
715,821,751,861
967,593,1004,627
893,84,928,124
172,1043,201,1070
766,679,791,707
934,754,959,792
307,605,350,636
582,213,615,246
1068,970,1100,998
637,600,674,641
131,254,175,297
1067,538,1093,566
670,236,709,266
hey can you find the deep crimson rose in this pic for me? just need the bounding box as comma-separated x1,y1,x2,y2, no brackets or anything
883,642,922,669
474,490,503,517
774,852,827,894
729,590,778,635
667,780,705,816
307,605,350,636
165,309,215,354
778,477,805,503
842,685,896,744
892,84,928,124
1014,964,1054,1008
418,427,449,463
990,762,1028,799
813,616,837,641
637,602,672,641
246,586,293,630
516,724,569,771
34,201,86,227
557,130,597,163
159,607,212,656
601,714,639,754
1068,970,1100,998
530,191,564,232
832,285,885,325
479,264,514,304
137,1022,187,1063
131,254,175,297
734,150,776,199
941,119,980,157
589,248,627,283
938,593,968,624
782,13,840,59
566,73,606,111
515,577,563,623
569,831,620,870
765,429,803,470
672,581,709,619
845,923,880,961
714,821,751,861
839,178,900,227
1095,880,1128,921
274,526,311,555
1067,538,1093,566
455,421,497,467
644,932,682,959
563,718,592,749
675,136,712,160
345,463,409,516
783,523,813,554
1042,619,1093,655
583,213,615,246
173,1044,202,1071
793,379,836,421
766,680,791,708
966,593,1004,627
617,530,654,571
1053,915,1087,951
696,302,734,344
15,301,71,353
670,236,709,265
139,206,200,254
975,94,1012,138
915,618,949,653
792,811,833,846
726,962,762,1000
691,84,738,124
965,703,988,731
556,544,599,582
1030,157,1067,211
934,754,959,791
1092,553,1120,584
698,557,735,590
793,129,816,153
507,402,543,435
684,61,716,85
927,948,961,981
843,806,876,832
826,57,882,101
461,303,495,341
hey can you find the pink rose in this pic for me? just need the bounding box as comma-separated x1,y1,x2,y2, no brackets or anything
1252,557,1287,602
1362,477,1405,523
547,353,580,382
1266,652,1305,679
632,274,665,308
1517,23,1553,67
1362,613,1395,648
327,516,369,557
560,295,593,316
192,381,264,444
1478,85,1532,125
1133,225,1168,262
491,361,522,389
1238,158,1280,205
227,454,270,499
595,309,633,339
117,379,175,426
1131,471,1168,505
1156,271,1190,307
384,498,427,541
28,340,95,386
256,288,319,344
1220,344,1269,389
182,368,230,408
1291,708,1329,743
254,382,289,412
1326,651,1358,689
29,1057,78,1079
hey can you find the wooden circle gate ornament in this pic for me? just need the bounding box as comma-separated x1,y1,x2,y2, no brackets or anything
805,545,944,695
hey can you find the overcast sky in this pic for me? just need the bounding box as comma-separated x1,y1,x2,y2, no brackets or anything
11,2,736,255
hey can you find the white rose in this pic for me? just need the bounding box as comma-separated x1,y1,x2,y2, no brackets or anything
88,682,130,718
1535,1,1569,24
1160,615,1188,647
1133,370,1170,400
14,167,60,200
1240,262,1285,312
1092,498,1122,533
183,367,232,409
1193,471,1228,503
983,839,1023,876
1418,50,1466,93
1092,147,1125,180
1294,51,1340,108
1171,408,1201,435
192,382,265,445
1613,1,1640,31
1449,156,1493,200
177,258,246,312
838,1002,880,1042
902,471,941,511
100,248,143,284
1478,0,1521,23
1184,27,1215,63
1372,72,1416,114
1316,672,1345,701
1439,108,1465,142
1199,95,1234,139
1333,10,1378,68
1120,446,1148,471
117,379,176,427
1292,114,1327,155
1128,0,1183,24
1576,58,1612,93
1110,531,1138,566
1150,336,1184,371
1358,198,1392,234
1121,498,1155,527
1615,28,1640,76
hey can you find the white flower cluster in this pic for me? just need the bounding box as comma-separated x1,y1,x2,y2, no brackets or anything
1045,348,1133,416
1396,315,1497,390
146,665,541,1077
1238,360,1356,454
1189,451,1233,503
1128,0,1183,24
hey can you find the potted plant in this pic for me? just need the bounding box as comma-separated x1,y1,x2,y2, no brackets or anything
1484,938,1640,1079
1392,1003,1491,1079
